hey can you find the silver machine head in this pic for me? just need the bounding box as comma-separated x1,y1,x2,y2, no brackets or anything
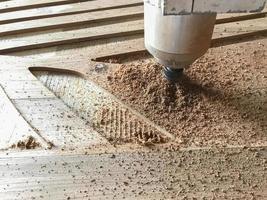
144,0,266,81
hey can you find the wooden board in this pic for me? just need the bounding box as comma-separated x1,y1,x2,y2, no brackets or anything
0,3,266,55
0,86,48,150
0,1,266,199
1,7,266,37
1,17,267,55
0,20,144,54
0,147,266,199
0,0,142,24
216,10,267,24
0,6,143,37
0,0,90,13
1,10,266,38
0,57,110,152
14,98,111,151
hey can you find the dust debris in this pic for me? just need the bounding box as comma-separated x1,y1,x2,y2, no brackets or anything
106,40,267,147
11,136,41,150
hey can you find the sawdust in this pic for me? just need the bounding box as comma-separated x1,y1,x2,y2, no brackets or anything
11,136,41,150
106,40,267,147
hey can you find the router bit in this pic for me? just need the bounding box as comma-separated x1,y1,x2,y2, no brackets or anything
144,0,266,81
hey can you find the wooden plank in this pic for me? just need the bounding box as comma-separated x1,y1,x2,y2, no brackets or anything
216,10,267,24
1,7,266,38
13,36,145,61
0,69,37,81
1,11,267,55
0,20,144,54
0,0,90,13
1,9,266,38
13,98,111,150
2,16,267,55
0,0,266,24
213,17,267,38
212,17,267,47
0,86,48,149
0,6,143,37
0,147,266,199
10,16,267,62
0,55,33,70
0,57,110,151
0,0,143,25
0,80,55,99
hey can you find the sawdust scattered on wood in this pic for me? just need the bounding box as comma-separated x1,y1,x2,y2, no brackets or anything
106,40,267,147
11,136,41,150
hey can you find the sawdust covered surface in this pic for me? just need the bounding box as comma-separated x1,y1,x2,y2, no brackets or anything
107,40,267,147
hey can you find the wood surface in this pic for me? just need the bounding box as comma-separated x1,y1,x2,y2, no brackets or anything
0,86,48,149
0,2,266,55
0,56,110,152
0,1,266,199
0,0,143,24
0,147,266,200
0,0,90,13
0,6,143,37
0,20,144,54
